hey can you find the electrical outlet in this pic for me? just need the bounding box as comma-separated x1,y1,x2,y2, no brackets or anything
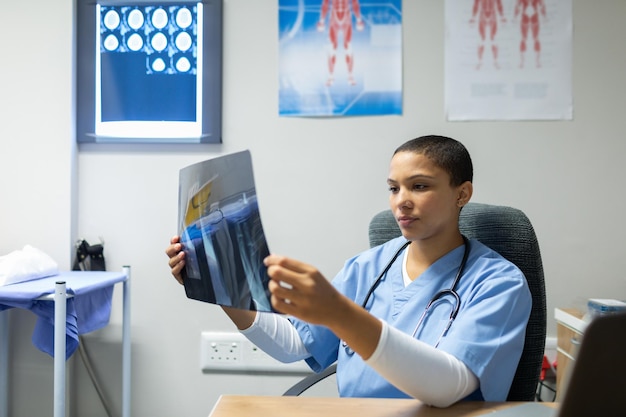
200,331,312,374
200,332,243,370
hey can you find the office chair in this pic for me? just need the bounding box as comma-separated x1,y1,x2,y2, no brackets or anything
284,202,546,401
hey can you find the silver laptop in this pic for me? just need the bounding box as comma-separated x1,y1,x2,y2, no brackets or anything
489,312,626,417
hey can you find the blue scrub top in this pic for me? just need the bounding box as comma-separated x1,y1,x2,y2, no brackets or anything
290,237,531,401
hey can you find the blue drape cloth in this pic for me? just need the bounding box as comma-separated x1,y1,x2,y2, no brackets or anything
0,271,127,359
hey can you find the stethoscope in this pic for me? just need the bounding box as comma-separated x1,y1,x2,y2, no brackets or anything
342,235,470,354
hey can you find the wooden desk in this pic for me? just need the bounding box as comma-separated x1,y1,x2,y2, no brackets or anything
208,396,557,417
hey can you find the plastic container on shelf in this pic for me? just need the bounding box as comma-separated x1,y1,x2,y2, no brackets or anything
587,298,626,319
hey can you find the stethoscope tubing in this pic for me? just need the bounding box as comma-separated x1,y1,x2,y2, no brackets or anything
410,236,469,342
360,240,411,309
343,235,470,354
362,235,469,310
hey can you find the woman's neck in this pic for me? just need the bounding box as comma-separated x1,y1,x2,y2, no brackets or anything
405,233,465,280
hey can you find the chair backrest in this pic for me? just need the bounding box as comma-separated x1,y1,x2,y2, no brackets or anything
368,202,547,401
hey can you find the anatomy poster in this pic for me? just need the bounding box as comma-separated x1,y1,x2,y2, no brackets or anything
279,0,402,117
445,0,572,121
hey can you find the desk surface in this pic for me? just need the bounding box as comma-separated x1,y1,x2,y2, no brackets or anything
208,396,557,417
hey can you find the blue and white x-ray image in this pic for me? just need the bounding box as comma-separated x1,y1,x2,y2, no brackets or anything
96,3,203,139
178,151,274,312
279,0,403,117
75,0,222,144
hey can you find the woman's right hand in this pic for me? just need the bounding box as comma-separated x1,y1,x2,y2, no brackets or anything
165,235,185,285
166,235,256,328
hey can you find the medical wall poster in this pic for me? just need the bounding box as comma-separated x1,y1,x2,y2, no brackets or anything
279,0,402,117
178,151,274,312
445,0,572,121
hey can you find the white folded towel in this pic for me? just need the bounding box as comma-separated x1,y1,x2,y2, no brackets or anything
0,245,59,286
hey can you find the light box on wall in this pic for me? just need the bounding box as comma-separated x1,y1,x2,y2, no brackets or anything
76,0,222,144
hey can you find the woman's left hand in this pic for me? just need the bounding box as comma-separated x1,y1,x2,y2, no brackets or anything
265,254,384,360
264,254,345,326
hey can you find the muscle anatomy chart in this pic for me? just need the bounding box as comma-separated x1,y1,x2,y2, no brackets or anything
445,0,571,121
279,0,402,117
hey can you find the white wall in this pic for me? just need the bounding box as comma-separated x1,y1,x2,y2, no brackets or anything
2,0,626,416
0,0,77,414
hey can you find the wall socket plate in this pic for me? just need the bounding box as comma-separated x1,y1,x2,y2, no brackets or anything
200,331,312,374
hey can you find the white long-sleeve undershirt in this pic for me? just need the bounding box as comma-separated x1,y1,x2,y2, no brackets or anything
365,319,478,407
240,312,310,362
240,312,478,407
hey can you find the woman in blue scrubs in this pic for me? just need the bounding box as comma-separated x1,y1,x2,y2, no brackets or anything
166,135,531,407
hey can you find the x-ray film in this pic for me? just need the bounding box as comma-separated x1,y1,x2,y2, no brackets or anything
178,151,273,312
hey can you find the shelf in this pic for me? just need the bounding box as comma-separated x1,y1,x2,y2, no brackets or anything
554,308,587,334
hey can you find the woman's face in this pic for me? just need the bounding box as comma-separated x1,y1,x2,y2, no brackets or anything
387,151,465,242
